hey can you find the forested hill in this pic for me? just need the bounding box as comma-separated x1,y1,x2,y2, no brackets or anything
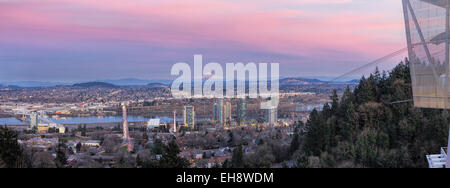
301,59,449,168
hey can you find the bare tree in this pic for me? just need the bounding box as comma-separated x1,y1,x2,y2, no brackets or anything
102,135,121,153
32,151,56,168
0,159,6,168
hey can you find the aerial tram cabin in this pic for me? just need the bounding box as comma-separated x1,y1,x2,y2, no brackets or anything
402,0,450,168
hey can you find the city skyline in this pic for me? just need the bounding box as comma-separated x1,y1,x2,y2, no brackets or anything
1,0,449,170
0,0,405,82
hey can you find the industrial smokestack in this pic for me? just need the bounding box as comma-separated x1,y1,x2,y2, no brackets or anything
122,103,130,140
173,110,177,133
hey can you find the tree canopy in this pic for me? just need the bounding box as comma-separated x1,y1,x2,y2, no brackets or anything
303,60,449,168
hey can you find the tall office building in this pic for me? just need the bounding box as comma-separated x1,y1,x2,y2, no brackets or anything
218,99,224,125
214,99,232,126
184,106,195,129
266,107,277,126
214,99,224,125
213,102,221,123
224,101,231,125
237,98,247,125
30,112,38,129
213,103,219,122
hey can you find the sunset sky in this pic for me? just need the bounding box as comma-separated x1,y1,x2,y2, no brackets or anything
0,0,406,82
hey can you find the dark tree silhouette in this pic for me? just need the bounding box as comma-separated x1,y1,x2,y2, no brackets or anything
0,127,24,168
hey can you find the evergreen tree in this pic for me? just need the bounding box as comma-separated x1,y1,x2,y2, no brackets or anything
303,60,449,168
289,133,300,156
152,139,164,155
143,132,148,141
330,90,339,115
75,142,82,153
55,142,67,168
81,125,87,136
158,140,190,168
231,145,244,168
0,127,23,168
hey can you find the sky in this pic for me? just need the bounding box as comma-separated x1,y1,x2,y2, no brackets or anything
0,0,407,82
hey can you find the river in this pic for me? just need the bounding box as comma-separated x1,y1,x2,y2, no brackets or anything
0,116,211,126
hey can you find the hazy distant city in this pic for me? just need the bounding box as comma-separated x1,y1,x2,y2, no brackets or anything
0,77,355,168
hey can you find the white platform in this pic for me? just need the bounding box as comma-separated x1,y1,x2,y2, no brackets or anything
427,147,447,168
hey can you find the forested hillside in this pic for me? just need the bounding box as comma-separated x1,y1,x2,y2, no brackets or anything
300,59,449,168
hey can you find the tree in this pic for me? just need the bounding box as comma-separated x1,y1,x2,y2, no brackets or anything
0,159,6,168
0,127,23,168
113,123,121,132
330,90,339,115
75,142,82,153
158,140,190,168
303,60,449,168
231,145,244,168
32,151,57,168
114,150,135,168
152,139,164,155
81,125,87,136
244,144,275,168
55,143,68,168
136,155,142,168
222,159,232,168
289,133,300,156
102,135,120,154
143,132,148,141
295,153,309,168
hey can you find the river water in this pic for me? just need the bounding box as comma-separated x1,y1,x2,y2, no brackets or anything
0,116,210,126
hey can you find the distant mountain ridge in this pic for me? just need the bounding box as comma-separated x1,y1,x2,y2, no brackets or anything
280,77,359,85
72,82,118,88
147,83,169,88
0,77,359,88
96,78,172,86
280,78,326,85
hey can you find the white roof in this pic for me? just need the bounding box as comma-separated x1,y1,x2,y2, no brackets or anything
147,119,161,126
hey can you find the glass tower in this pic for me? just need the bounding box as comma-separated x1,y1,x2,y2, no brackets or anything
184,106,195,129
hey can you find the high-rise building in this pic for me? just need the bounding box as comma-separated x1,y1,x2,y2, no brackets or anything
213,103,219,122
218,99,224,125
237,98,247,125
213,99,232,126
224,101,231,125
184,106,195,129
266,107,277,126
214,99,224,125
213,102,220,123
30,112,38,129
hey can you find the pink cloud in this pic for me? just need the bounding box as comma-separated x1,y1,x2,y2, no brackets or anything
0,0,405,63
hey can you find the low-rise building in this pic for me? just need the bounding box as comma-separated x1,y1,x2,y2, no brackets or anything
147,119,161,130
82,140,101,147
